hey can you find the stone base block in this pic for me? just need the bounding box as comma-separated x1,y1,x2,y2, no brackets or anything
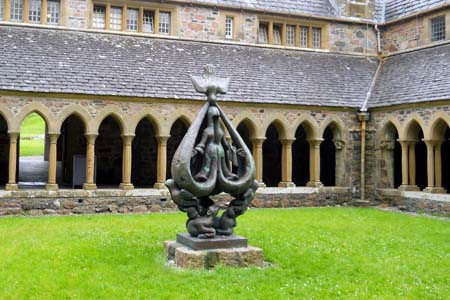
82,183,97,190
398,185,420,191
5,183,18,191
153,182,167,190
176,233,247,250
307,181,323,188
278,181,296,188
165,240,264,269
45,183,59,191
423,187,447,194
119,183,134,190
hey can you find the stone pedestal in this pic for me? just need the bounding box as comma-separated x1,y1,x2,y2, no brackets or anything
165,234,265,269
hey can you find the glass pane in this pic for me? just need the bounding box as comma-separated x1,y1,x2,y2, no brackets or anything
143,10,154,33
300,26,308,47
127,8,138,31
286,25,295,46
159,11,170,34
273,24,282,45
47,0,59,25
28,0,41,23
312,27,321,48
93,6,106,29
0,0,6,21
431,16,446,42
225,17,233,39
110,7,122,30
258,24,268,43
10,0,23,22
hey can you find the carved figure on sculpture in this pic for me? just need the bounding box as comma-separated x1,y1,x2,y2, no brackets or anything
166,65,258,239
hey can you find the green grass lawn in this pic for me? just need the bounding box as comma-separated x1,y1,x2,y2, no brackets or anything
19,113,46,156
0,208,448,300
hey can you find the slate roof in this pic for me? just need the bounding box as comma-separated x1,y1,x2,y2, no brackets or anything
370,43,450,107
384,0,450,22
187,0,337,18
0,25,379,108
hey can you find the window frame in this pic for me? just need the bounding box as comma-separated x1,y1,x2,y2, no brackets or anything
0,0,61,25
258,17,327,49
430,15,446,42
225,16,233,39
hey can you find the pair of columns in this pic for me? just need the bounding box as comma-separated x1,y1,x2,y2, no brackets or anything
5,132,171,191
250,137,324,188
398,139,446,193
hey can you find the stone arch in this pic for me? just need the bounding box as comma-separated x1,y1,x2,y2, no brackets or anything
292,119,318,186
167,117,190,179
289,116,320,140
263,122,283,187
91,106,128,135
0,106,14,133
14,103,56,133
0,112,9,185
320,116,347,187
129,110,163,137
163,112,193,136
55,104,91,134
261,115,289,140
232,114,259,139
376,116,402,144
400,114,426,141
427,114,450,140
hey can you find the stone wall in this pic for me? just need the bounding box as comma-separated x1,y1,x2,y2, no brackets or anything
65,0,89,29
329,22,378,54
0,187,358,216
381,9,450,54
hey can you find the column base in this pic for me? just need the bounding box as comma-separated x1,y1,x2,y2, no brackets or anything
45,183,59,191
423,187,447,194
306,181,323,188
256,180,266,188
83,183,97,190
278,181,295,188
5,183,18,191
398,185,420,191
153,182,167,190
119,183,134,190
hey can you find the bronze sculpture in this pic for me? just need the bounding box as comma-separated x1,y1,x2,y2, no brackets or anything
166,65,258,239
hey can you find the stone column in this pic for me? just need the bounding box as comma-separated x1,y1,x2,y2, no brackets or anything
154,135,169,189
83,134,98,190
434,141,445,192
279,138,295,188
45,134,60,191
119,134,135,190
251,137,266,187
398,140,419,191
408,141,416,186
6,132,19,191
424,140,446,193
306,138,323,187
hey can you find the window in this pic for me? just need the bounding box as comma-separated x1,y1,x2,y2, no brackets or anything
93,5,106,29
0,0,4,21
431,15,446,42
143,10,154,32
28,0,41,23
127,8,138,31
300,26,308,47
273,24,282,45
10,0,23,22
159,11,170,34
258,23,268,43
286,25,295,46
225,16,233,39
47,0,59,25
312,27,321,48
110,6,122,30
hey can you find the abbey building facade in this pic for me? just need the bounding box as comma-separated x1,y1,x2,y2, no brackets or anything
0,0,449,215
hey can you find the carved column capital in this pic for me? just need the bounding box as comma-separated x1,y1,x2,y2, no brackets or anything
307,138,323,148
333,139,345,150
156,135,170,145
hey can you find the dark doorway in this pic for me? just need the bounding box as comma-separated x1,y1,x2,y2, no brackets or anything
60,115,86,188
320,127,335,186
236,122,253,153
393,132,402,188
292,126,309,186
132,118,157,187
167,119,188,179
0,115,8,185
263,124,281,187
442,128,450,193
415,129,427,190
95,116,123,187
